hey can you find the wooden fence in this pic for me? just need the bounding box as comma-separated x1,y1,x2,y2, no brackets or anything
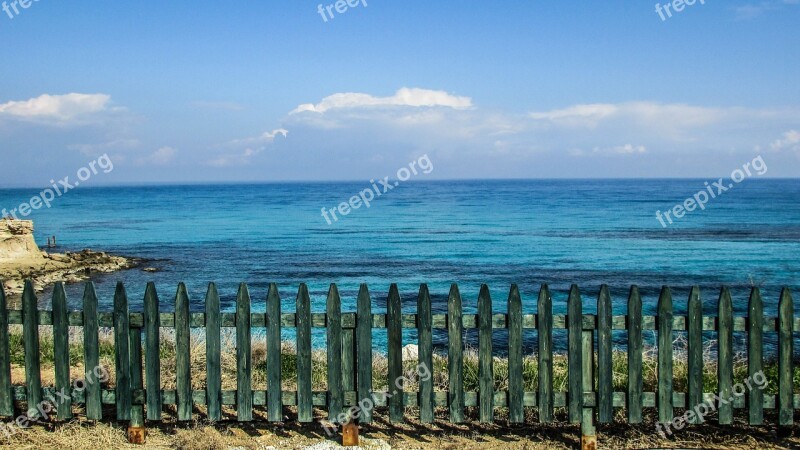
0,280,797,435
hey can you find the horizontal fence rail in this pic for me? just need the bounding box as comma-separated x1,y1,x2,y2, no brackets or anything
0,280,797,431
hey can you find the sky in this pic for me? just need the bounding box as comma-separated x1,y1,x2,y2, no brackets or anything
0,0,798,186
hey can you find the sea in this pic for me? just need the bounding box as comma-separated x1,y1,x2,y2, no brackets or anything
1,179,798,353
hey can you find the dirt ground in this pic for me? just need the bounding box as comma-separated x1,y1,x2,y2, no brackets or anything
1,409,799,450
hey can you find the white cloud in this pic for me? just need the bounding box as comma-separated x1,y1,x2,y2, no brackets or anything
0,93,112,125
290,87,472,114
68,139,140,155
136,146,177,166
771,130,800,150
208,129,288,167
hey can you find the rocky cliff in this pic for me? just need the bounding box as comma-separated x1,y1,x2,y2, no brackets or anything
0,219,137,295
0,219,45,264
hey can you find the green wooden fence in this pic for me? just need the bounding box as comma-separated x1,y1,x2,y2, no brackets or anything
0,279,797,431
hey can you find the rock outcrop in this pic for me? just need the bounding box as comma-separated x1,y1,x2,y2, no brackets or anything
0,219,137,295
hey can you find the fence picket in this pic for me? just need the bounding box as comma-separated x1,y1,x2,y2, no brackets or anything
508,284,523,424
778,287,793,428
417,284,434,423
113,282,131,421
448,284,464,423
22,280,42,419
687,286,703,424
657,286,673,424
326,284,343,423
717,286,734,425
747,287,763,425
357,284,373,423
83,282,102,420
0,285,11,417
175,283,192,421
236,283,253,421
597,284,612,424
387,284,404,423
144,282,162,421
205,283,222,422
627,286,643,424
52,282,72,420
538,284,553,423
297,284,313,423
478,284,494,423
266,283,282,422
567,284,583,423
0,280,795,429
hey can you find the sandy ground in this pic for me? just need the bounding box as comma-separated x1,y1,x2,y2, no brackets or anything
1,408,798,450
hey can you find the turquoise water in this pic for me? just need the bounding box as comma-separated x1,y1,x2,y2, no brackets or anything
1,179,798,351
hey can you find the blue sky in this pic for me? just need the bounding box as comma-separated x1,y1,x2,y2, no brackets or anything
0,0,798,186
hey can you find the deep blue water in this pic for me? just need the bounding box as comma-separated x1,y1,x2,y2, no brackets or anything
1,179,798,352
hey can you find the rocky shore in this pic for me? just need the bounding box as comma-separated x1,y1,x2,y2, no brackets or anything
0,219,138,295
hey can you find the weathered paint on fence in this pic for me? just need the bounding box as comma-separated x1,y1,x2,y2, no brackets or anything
0,280,797,431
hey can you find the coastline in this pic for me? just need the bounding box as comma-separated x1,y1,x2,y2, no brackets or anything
0,218,138,297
